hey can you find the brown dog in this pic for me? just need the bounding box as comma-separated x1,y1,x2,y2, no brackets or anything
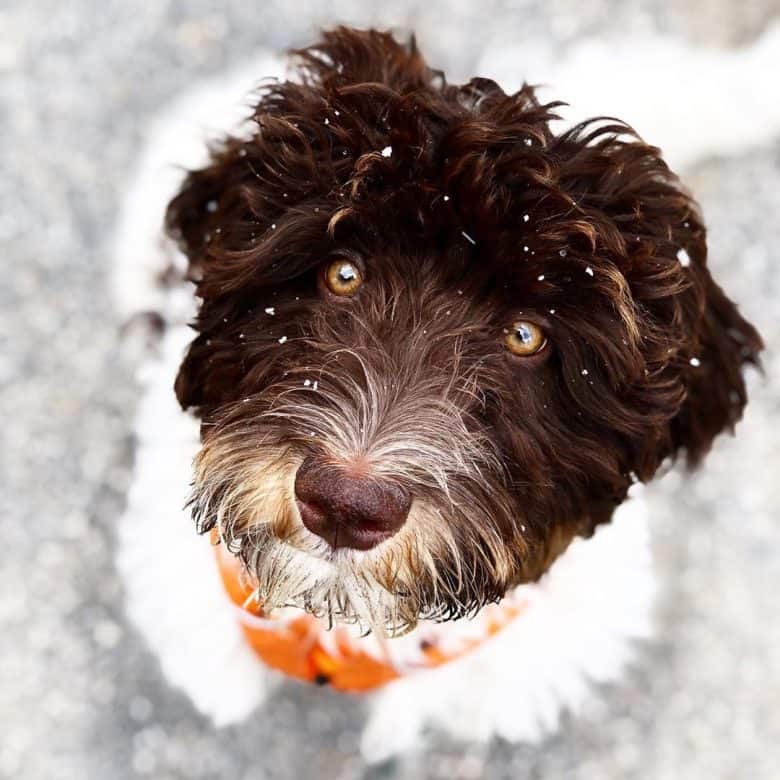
165,26,762,636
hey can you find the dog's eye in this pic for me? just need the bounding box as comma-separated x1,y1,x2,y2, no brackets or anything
324,259,364,296
504,321,547,356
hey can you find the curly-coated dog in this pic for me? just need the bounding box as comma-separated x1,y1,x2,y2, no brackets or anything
165,26,762,639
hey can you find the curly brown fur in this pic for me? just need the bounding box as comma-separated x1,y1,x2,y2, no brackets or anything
166,27,762,635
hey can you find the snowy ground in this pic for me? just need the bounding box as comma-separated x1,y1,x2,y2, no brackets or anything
1,2,778,779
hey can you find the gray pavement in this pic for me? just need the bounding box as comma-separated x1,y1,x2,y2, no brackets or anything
1,2,778,778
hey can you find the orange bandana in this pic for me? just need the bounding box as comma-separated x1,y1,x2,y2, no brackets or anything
214,539,527,692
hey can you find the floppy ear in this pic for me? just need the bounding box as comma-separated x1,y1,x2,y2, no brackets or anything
671,264,762,465
567,123,762,470
165,132,290,414
164,136,248,285
165,144,246,414
579,248,761,536
545,122,763,536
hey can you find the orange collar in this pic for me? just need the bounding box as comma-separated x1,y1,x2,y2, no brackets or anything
214,538,526,692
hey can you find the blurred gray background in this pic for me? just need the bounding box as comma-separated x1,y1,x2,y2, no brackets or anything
1,2,778,778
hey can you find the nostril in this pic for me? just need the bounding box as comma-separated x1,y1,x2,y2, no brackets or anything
294,456,411,550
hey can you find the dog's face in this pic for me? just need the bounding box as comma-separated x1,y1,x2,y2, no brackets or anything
166,28,761,634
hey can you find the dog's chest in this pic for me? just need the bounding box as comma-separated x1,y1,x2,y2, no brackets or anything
215,538,528,691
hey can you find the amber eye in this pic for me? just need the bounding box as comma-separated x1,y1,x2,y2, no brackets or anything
504,320,547,356
324,258,364,296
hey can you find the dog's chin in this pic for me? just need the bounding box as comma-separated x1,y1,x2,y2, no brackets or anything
246,524,424,635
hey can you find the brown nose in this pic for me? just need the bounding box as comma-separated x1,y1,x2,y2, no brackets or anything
294,456,411,550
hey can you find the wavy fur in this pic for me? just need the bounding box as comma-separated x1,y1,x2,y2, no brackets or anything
166,27,762,633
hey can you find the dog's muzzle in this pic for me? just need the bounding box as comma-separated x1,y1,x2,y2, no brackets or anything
294,455,412,550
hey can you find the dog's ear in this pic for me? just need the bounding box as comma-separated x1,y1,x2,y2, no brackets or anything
619,183,763,473
164,138,245,284
610,154,764,470
557,123,762,471
580,256,761,534
164,141,247,414
624,194,762,468
669,260,762,465
548,123,762,534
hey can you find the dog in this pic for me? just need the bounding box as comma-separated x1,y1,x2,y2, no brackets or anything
165,26,761,633
117,25,762,756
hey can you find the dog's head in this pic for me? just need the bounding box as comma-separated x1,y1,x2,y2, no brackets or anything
166,27,761,634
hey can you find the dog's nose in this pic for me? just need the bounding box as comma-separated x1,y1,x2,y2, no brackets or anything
294,456,411,550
